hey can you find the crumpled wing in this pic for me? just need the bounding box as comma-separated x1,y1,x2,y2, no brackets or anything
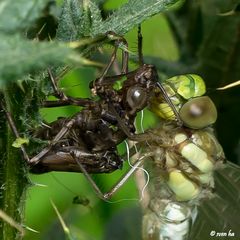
190,161,240,239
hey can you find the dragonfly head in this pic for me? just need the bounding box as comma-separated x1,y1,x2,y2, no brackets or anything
149,74,218,129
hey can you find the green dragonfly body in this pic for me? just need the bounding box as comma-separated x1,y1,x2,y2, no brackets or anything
141,123,225,240
140,74,240,240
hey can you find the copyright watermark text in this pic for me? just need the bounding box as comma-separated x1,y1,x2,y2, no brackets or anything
210,229,235,237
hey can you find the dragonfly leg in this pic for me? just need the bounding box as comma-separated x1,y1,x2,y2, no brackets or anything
156,82,183,125
93,33,129,88
44,33,129,107
29,117,76,165
119,35,129,74
72,149,151,200
103,152,152,200
106,32,129,74
2,99,79,166
103,155,147,200
97,46,118,85
47,68,68,100
70,150,109,200
2,97,78,166
42,69,95,108
108,102,153,142
42,97,94,108
138,25,144,66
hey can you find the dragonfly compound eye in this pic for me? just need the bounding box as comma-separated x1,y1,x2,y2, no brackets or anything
127,86,147,112
179,96,217,129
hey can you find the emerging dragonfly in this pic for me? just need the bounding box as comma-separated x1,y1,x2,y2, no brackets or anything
2,29,240,240
137,75,240,240
104,72,240,240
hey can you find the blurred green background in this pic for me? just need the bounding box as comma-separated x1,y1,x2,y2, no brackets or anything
24,0,240,239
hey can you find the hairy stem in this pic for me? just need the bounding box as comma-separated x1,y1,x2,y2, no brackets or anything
0,89,29,240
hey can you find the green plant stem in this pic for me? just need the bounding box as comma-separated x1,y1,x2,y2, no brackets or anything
0,89,29,240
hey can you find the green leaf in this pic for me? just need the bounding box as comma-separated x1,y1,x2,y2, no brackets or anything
92,0,180,36
0,0,49,34
56,0,85,41
12,137,29,148
56,0,102,41
0,33,74,88
88,0,103,31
